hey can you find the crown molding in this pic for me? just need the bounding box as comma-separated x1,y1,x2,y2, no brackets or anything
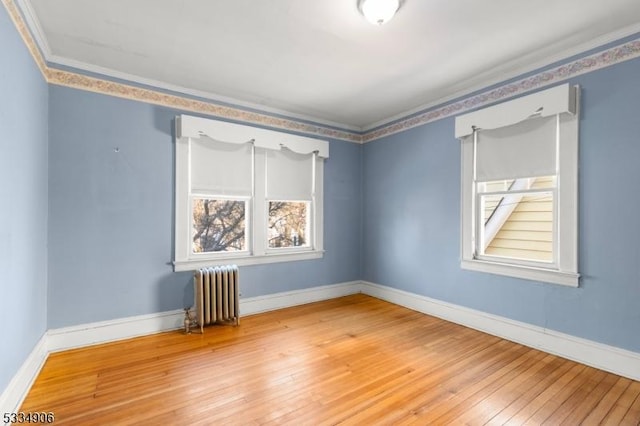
362,36,640,142
47,54,363,134
17,0,355,134
362,23,640,133
1,0,47,77
15,0,360,133
2,0,363,144
5,0,640,145
45,67,363,143
13,0,49,57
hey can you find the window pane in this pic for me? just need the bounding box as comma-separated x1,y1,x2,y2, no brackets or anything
479,179,515,193
478,176,555,194
268,201,309,248
192,199,246,253
479,191,553,262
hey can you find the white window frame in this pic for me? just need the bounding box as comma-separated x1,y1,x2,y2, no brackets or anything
266,199,312,251
189,195,251,256
475,179,556,267
174,115,328,271
455,84,580,287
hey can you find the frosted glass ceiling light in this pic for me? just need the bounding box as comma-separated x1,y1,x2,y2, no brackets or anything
359,0,400,25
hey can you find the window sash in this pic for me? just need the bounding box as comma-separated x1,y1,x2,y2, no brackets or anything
189,195,251,256
189,147,319,259
471,114,560,270
475,188,557,267
266,200,313,251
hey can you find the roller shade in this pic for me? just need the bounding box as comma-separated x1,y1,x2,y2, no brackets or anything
265,148,314,201
190,138,252,195
476,115,557,181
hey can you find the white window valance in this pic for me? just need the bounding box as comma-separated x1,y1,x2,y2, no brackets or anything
454,83,577,139
177,114,329,158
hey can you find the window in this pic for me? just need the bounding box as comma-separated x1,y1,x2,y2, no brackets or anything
174,115,328,271
455,84,580,286
477,176,555,263
192,198,248,253
268,201,310,249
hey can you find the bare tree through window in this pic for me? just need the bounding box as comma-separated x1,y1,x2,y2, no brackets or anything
192,199,310,252
268,201,309,248
192,199,246,252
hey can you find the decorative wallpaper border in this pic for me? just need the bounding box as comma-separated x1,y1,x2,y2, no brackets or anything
4,0,640,144
45,69,363,143
2,0,363,143
363,38,640,142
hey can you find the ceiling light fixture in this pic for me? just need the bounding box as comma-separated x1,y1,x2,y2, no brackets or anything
359,0,400,26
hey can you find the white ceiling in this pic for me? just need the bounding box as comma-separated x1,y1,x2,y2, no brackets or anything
25,0,640,130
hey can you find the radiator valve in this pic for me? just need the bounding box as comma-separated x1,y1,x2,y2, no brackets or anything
183,307,196,334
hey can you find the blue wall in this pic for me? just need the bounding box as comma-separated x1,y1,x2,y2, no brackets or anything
47,86,362,328
363,56,640,353
0,7,49,393
4,0,640,398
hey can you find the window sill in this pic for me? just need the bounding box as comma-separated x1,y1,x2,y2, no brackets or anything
174,250,324,272
461,259,579,287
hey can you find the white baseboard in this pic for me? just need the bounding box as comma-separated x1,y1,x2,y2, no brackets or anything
47,280,362,353
47,309,186,353
5,278,638,419
360,281,640,382
0,334,48,419
0,280,360,418
240,281,361,316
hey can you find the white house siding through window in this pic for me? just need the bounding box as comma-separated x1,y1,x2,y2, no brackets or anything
455,83,580,287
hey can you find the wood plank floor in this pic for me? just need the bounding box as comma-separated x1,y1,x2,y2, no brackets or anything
20,294,640,425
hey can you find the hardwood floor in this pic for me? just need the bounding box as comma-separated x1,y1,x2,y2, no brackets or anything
20,294,640,425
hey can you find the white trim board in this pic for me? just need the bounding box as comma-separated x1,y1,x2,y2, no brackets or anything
362,23,640,132
0,334,48,419
47,54,362,133
12,0,359,134
240,281,360,316
12,0,640,139
6,0,640,143
48,280,361,353
0,280,362,418
359,281,640,382
3,279,639,419
47,309,185,353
